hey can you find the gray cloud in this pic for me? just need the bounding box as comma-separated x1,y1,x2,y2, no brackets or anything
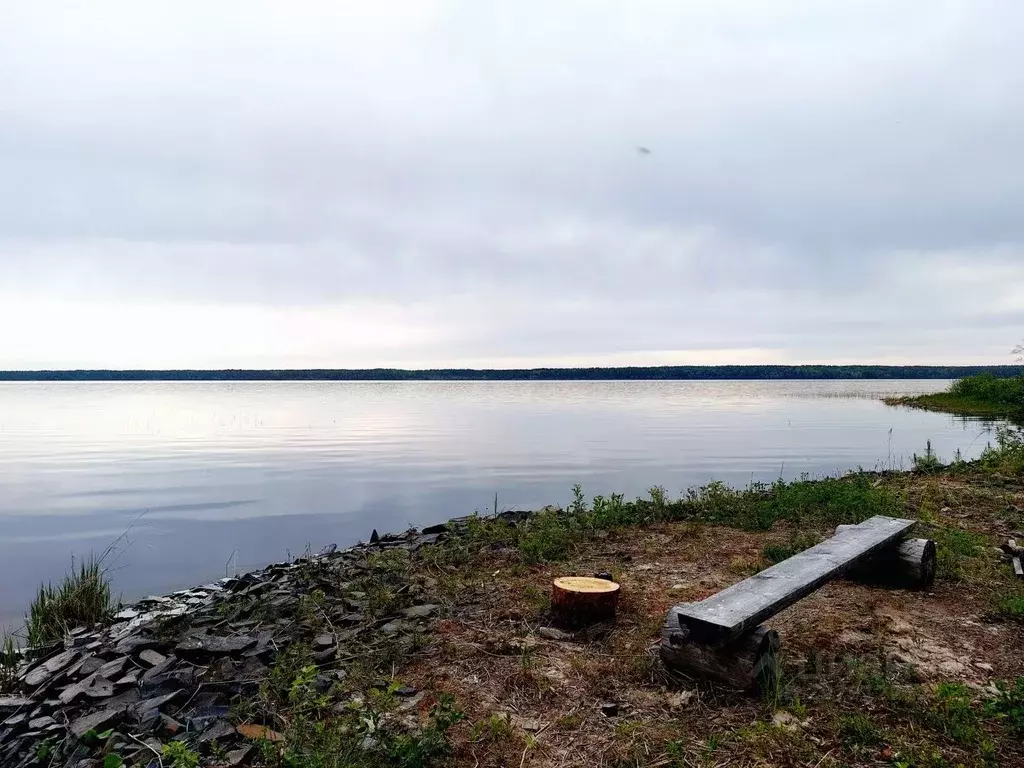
0,1,1022,367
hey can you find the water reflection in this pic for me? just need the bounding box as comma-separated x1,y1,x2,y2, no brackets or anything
0,379,996,626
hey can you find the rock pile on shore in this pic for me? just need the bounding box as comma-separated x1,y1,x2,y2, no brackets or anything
0,516,515,768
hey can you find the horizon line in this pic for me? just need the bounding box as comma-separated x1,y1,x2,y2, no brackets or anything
0,363,1020,382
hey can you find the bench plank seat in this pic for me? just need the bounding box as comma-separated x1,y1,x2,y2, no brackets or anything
676,515,916,643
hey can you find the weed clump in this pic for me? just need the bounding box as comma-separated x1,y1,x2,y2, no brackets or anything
913,440,943,473
990,591,1024,623
985,677,1024,735
250,647,463,768
0,632,18,693
979,426,1024,475
27,556,115,647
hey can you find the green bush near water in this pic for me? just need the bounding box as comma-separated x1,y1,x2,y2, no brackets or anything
887,373,1024,418
27,556,115,647
949,374,1024,410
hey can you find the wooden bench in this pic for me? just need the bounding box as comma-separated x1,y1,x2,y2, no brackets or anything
660,515,936,692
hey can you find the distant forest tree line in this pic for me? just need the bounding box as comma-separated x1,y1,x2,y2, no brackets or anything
1,365,1022,382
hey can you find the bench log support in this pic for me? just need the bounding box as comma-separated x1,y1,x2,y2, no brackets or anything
835,525,936,590
660,609,779,692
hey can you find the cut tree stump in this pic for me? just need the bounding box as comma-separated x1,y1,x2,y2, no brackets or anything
551,576,620,627
660,607,779,692
835,525,936,590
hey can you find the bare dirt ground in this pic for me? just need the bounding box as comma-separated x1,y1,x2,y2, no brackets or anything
402,473,1024,768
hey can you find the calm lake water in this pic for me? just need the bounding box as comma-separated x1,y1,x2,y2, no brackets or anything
0,380,998,627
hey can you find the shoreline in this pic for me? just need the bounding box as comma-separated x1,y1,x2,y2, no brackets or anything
885,392,1024,421
884,373,1024,423
1,443,1023,767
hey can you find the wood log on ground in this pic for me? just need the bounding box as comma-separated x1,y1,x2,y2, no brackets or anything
835,525,936,589
551,576,620,627
1007,540,1024,580
1001,539,1024,558
660,608,780,692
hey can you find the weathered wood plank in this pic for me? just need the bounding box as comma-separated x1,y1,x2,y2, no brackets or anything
675,515,916,643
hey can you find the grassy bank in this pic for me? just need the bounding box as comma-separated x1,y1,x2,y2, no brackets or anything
885,373,1024,419
4,432,1024,767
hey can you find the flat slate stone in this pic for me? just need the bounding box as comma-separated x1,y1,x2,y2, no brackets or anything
59,673,114,705
138,649,167,667
402,604,439,619
675,515,916,643
97,657,130,680
175,634,255,657
0,697,33,714
24,649,79,687
70,705,127,739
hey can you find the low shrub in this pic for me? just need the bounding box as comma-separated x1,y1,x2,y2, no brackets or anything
27,556,115,647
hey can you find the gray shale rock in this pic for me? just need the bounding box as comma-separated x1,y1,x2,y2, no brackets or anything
0,505,555,765
175,633,256,658
70,705,127,739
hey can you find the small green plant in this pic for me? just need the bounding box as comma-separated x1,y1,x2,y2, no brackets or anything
368,548,412,576
35,741,53,761
28,555,115,646
839,713,883,747
261,643,314,708
273,687,463,768
991,591,1024,622
288,663,332,717
81,728,113,747
930,525,987,582
388,694,465,767
162,742,200,768
984,677,1024,735
103,754,125,768
929,682,981,744
470,713,515,743
296,589,327,623
913,440,943,473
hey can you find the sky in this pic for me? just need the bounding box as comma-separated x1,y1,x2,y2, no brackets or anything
0,1,1022,369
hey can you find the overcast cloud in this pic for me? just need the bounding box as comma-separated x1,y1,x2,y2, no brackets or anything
1,1,1022,368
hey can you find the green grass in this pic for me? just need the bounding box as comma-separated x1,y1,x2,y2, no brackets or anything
990,591,1024,622
839,712,884,748
162,742,200,768
762,531,822,564
885,374,1024,419
984,678,1024,735
928,682,983,744
27,556,115,647
977,426,1024,475
428,474,901,565
249,648,464,768
0,631,18,693
928,526,988,582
